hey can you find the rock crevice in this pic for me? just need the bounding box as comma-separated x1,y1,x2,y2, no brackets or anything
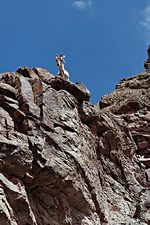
0,67,150,225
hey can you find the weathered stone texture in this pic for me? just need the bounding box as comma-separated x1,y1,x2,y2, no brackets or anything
0,67,150,224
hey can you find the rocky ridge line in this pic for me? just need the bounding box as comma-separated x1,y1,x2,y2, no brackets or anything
0,67,150,225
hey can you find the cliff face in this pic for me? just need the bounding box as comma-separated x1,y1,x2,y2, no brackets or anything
0,67,150,225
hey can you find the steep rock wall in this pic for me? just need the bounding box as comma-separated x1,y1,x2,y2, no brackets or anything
0,67,150,225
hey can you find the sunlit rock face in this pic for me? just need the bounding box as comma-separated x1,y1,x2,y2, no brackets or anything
0,67,150,225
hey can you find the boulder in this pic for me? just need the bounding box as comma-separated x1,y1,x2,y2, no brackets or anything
50,77,90,102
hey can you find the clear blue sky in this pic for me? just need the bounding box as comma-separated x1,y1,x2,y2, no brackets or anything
0,0,149,103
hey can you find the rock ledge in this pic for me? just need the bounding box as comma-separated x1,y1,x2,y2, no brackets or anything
0,67,150,225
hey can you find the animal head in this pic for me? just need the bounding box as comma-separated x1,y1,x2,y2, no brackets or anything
56,54,65,67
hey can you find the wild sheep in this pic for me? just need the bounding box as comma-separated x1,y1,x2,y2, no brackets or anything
56,54,69,81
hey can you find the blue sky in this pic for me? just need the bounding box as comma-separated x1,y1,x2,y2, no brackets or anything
0,0,150,103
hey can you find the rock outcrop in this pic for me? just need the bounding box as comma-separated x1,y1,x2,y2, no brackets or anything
0,67,150,225
144,45,150,72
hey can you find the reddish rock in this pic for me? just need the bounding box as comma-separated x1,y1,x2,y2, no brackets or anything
16,66,36,78
0,68,150,225
33,67,54,84
0,82,17,99
50,77,90,102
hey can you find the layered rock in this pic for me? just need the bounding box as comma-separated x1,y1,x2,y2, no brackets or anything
0,67,150,225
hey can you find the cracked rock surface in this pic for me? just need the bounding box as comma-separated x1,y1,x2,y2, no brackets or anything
0,67,150,225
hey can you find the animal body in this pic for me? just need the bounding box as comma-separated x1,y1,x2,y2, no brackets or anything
56,54,69,80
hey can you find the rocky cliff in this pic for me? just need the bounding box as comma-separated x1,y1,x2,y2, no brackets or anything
0,67,150,225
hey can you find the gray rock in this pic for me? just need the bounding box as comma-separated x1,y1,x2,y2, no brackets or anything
0,68,150,225
50,77,91,102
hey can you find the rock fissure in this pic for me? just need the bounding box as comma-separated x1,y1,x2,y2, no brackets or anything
0,67,150,224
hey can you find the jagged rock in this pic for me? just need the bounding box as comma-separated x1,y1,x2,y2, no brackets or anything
138,157,150,168
0,67,150,225
144,45,150,72
33,67,54,84
50,77,90,102
0,83,17,99
0,173,36,225
100,73,150,114
16,66,37,78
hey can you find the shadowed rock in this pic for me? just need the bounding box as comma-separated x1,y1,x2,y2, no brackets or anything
0,67,150,225
50,77,90,102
